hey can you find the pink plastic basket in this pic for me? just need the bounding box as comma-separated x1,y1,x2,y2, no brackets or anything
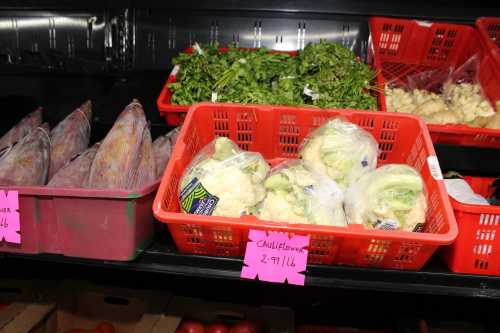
0,182,159,261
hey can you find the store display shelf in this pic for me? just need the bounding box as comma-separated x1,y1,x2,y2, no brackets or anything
4,241,500,299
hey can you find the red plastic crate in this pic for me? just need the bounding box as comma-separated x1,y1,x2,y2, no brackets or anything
442,176,500,276
0,182,159,261
156,48,297,126
476,17,500,60
153,103,457,270
369,17,500,148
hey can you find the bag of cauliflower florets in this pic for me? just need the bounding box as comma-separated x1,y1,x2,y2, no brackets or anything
179,137,270,218
299,117,378,188
257,160,347,226
344,164,428,232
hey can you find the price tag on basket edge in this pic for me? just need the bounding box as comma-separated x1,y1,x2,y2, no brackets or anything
0,190,21,244
241,230,309,286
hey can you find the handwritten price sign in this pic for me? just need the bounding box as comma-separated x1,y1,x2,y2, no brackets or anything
241,230,309,286
0,191,21,244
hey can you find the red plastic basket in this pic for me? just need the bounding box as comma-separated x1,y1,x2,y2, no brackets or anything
476,17,500,60
153,103,457,270
369,17,500,148
156,48,297,126
442,176,500,276
0,182,159,261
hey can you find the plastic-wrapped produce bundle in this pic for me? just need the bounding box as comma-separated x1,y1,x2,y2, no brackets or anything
0,108,43,151
179,137,269,218
0,123,51,186
299,118,378,188
344,164,428,232
153,127,180,178
88,99,149,189
47,143,100,188
128,126,156,189
48,100,92,179
257,160,346,226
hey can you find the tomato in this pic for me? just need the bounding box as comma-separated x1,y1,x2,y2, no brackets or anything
230,321,261,333
178,320,205,333
206,323,230,333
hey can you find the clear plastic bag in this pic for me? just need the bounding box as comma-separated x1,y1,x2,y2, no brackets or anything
256,160,346,226
344,164,428,232
179,136,269,218
442,54,495,127
88,99,148,189
153,127,180,179
385,54,496,127
0,107,43,151
48,100,92,180
299,118,378,188
47,143,100,188
0,123,51,186
384,68,457,124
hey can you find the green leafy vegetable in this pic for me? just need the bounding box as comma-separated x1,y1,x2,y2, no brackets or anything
168,40,378,109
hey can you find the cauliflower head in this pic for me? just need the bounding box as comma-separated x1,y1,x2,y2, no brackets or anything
299,118,378,187
257,161,346,226
344,164,427,232
180,137,269,218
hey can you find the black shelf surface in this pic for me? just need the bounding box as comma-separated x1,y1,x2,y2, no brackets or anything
4,241,500,299
2,0,500,22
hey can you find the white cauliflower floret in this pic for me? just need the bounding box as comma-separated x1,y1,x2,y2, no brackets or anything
201,164,265,217
300,118,378,188
385,87,416,114
257,161,346,226
345,164,427,232
385,82,496,127
258,191,309,224
179,137,269,218
443,83,495,124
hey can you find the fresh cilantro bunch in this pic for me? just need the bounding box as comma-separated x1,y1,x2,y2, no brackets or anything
168,40,378,110
297,40,378,109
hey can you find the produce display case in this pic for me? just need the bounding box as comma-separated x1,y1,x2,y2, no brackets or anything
1,0,500,332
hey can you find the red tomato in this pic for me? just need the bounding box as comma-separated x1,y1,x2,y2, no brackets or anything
230,321,261,333
178,320,205,333
206,323,230,333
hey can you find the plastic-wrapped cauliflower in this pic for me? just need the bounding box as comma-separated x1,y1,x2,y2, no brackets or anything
443,82,495,125
257,160,346,226
179,137,269,218
299,118,378,187
344,164,428,232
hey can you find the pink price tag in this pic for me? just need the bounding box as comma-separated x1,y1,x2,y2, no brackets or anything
241,230,309,286
0,190,21,244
